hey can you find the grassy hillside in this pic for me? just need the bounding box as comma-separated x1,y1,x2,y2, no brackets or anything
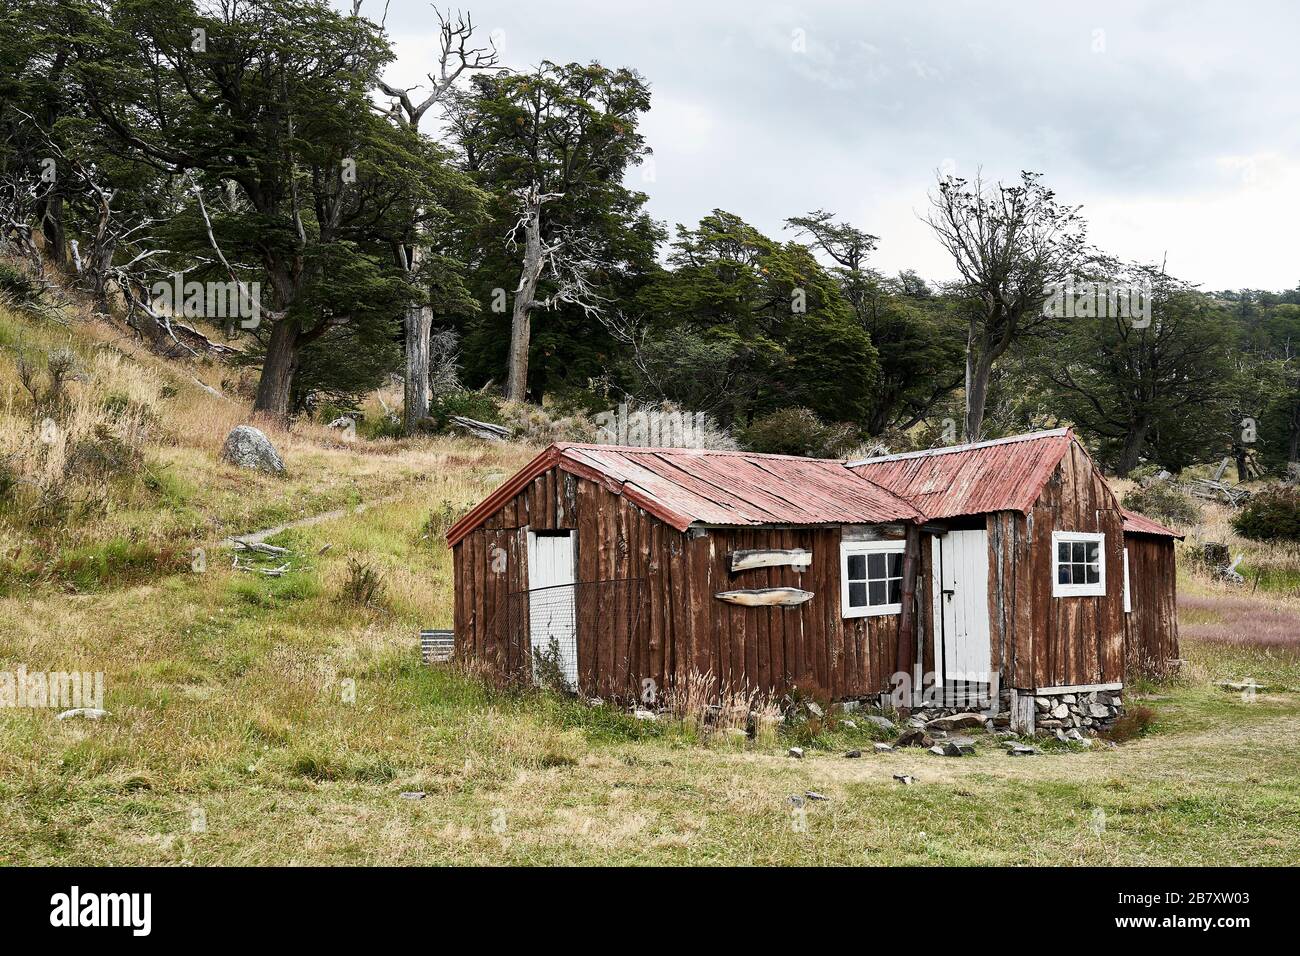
0,296,1297,866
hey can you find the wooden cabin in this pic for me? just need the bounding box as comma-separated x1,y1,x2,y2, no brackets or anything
446,430,1181,725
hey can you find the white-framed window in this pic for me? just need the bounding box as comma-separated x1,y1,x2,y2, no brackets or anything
1122,547,1132,613
841,540,905,618
1053,531,1106,597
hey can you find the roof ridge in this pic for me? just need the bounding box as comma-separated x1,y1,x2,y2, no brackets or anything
556,442,847,463
845,428,1072,466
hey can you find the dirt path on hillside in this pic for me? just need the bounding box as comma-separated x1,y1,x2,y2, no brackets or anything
216,492,407,548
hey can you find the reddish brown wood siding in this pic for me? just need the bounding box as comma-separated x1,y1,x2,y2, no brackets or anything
1123,535,1180,679
451,464,914,699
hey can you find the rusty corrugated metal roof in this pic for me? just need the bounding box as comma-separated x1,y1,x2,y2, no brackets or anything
1122,508,1184,539
446,443,924,544
846,429,1075,519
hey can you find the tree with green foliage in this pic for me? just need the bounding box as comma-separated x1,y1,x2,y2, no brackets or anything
786,210,964,435
71,0,479,417
632,210,879,429
450,60,657,403
1029,263,1236,475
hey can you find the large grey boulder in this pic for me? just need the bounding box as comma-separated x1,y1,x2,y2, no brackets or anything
221,425,285,474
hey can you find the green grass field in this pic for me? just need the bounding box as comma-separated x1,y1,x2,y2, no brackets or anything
1,489,1297,866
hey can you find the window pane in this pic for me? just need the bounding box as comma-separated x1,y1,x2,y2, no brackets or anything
1058,542,1070,563
1058,564,1072,584
1085,542,1100,564
1086,564,1100,584
848,554,865,580
868,581,887,605
887,553,903,577
888,579,902,604
867,552,886,579
1072,542,1087,563
849,582,867,606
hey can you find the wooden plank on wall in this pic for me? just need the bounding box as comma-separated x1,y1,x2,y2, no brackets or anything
730,548,813,572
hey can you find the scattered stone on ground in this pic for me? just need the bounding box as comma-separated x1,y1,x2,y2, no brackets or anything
844,749,862,759
805,791,829,801
399,791,426,800
865,714,897,731
788,747,804,759
633,709,657,721
873,742,895,752
931,736,976,757
893,774,915,785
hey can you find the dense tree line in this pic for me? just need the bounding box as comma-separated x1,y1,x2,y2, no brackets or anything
1,0,1297,479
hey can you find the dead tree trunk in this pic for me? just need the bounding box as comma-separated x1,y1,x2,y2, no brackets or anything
506,192,546,404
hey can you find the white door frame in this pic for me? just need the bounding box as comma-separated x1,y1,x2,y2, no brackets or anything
526,530,578,688
931,529,993,706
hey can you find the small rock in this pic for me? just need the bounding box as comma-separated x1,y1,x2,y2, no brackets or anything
929,745,947,756
56,708,110,721
788,747,804,759
220,425,285,474
893,774,915,785
399,791,426,800
1065,728,1084,741
873,742,895,752
788,794,805,807
1088,703,1110,718
725,727,748,738
1002,741,1040,756
1034,697,1051,712
926,712,985,731
841,719,858,730
1061,693,1076,704
840,700,861,713
894,728,934,749
1050,703,1070,719
844,749,863,759
906,717,927,729
1075,737,1094,748
805,791,829,801
806,701,825,718
864,714,896,731
633,708,657,721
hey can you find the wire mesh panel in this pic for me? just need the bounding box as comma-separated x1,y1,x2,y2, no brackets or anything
508,579,646,693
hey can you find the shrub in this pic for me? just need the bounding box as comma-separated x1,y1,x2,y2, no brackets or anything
420,500,471,542
339,558,386,607
1232,485,1300,542
531,637,573,696
1100,705,1157,743
0,261,44,310
428,388,502,432
498,401,596,445
740,407,858,458
1123,481,1202,529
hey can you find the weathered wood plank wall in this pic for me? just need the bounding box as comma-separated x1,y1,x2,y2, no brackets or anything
452,464,921,699
1123,535,1180,679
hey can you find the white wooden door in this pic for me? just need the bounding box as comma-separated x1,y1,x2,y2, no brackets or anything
526,530,577,688
932,530,992,700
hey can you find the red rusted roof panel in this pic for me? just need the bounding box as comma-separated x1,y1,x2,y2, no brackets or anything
846,429,1074,519
558,444,925,528
1122,508,1184,539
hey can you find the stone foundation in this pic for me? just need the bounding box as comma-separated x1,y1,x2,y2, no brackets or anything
1031,688,1123,736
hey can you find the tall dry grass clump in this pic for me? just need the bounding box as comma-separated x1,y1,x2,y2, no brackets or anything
0,346,166,527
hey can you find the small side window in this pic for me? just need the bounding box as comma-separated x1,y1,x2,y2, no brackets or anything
1052,531,1106,597
841,541,905,618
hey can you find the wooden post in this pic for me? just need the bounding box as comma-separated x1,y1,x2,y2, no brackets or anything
895,523,921,692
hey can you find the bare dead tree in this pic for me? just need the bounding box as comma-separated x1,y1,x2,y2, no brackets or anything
372,5,499,432
926,169,1087,441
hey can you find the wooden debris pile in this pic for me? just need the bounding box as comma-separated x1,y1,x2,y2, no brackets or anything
230,538,292,576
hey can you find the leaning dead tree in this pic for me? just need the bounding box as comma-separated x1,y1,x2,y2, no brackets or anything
374,5,498,433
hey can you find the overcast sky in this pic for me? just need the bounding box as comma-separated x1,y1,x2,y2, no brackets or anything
366,0,1300,290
